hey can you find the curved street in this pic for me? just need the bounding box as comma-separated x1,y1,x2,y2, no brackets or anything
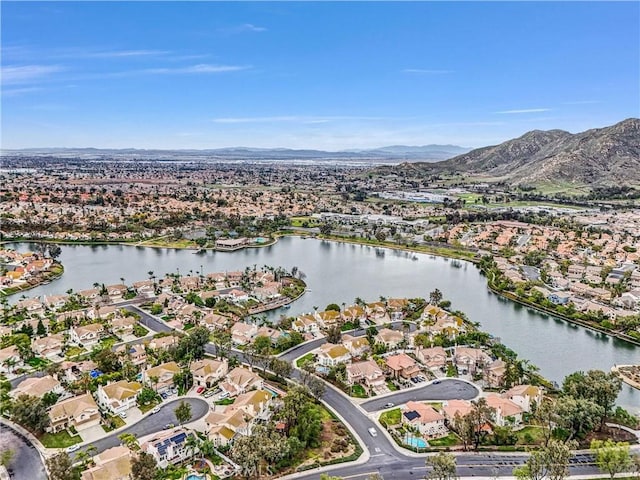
72,397,209,459
0,422,48,480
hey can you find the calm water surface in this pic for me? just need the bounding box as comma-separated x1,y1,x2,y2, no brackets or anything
7,238,639,410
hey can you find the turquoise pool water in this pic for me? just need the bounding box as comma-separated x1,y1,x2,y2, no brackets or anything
406,437,427,448
186,475,204,480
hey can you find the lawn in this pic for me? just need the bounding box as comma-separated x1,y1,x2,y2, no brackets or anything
139,400,160,414
27,357,50,368
214,398,235,406
102,415,126,432
296,353,315,367
379,408,401,427
40,430,82,448
64,346,86,359
290,216,320,228
515,426,547,445
386,381,399,391
428,433,461,447
350,384,368,398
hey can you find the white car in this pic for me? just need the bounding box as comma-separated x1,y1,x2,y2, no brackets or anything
150,406,161,414
118,411,127,419
368,427,378,437
66,444,81,453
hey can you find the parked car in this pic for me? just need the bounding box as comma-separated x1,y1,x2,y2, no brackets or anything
164,423,175,430
196,386,205,394
66,444,80,453
151,406,161,414
118,411,127,419
432,380,441,384
383,402,394,409
219,391,230,399
204,390,215,398
368,427,378,437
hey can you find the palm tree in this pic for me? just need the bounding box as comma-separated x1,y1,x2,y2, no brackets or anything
185,434,200,461
149,375,159,392
2,358,16,375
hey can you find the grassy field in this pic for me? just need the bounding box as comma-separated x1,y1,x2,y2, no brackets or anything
296,353,315,367
428,433,461,447
350,384,368,398
139,238,199,249
532,180,591,196
40,430,82,448
290,216,321,228
515,425,547,445
379,408,401,427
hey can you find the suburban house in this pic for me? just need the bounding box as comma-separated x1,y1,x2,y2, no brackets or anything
43,294,68,310
452,347,492,374
61,360,98,383
0,346,22,373
97,380,143,415
402,401,447,438
230,322,258,345
292,314,320,334
116,343,147,366
190,358,229,388
342,305,366,324
143,362,181,393
31,333,64,359
346,360,386,391
485,394,524,426
386,353,421,380
133,280,155,298
81,445,133,480
148,335,181,351
316,343,351,367
415,346,448,370
69,323,105,347
315,310,342,328
374,328,404,349
502,385,544,412
484,359,507,387
255,326,285,346
106,284,128,300
10,375,64,399
78,288,100,302
141,428,198,468
110,317,137,336
15,298,44,316
366,302,387,320
341,334,370,357
48,393,101,433
200,313,230,331
442,399,474,421
219,366,263,397
206,390,272,446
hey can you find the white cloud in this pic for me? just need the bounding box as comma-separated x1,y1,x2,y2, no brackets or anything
403,69,453,74
240,23,267,32
211,115,388,124
495,108,552,114
143,64,250,75
82,49,171,58
1,65,65,84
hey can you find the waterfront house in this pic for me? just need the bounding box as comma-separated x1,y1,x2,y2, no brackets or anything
402,401,447,438
11,375,64,399
292,314,320,334
142,362,181,393
141,428,198,468
48,393,101,433
32,333,64,359
386,353,421,380
78,288,100,302
97,380,143,415
255,325,285,346
315,310,342,328
452,347,492,374
317,343,351,367
200,312,230,331
484,359,507,387
190,358,228,388
106,284,128,300
43,294,68,310
80,445,132,480
15,298,44,316
70,323,105,347
342,305,367,324
485,394,524,426
502,385,544,412
366,301,387,321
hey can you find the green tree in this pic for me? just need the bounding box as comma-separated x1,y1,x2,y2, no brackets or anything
174,400,192,424
118,432,140,451
555,396,603,441
137,386,160,406
36,319,47,336
425,452,458,480
562,370,622,428
268,357,292,380
513,440,576,480
131,451,158,480
325,303,341,312
0,448,14,467
429,289,444,306
11,394,50,433
591,440,633,479
46,452,80,480
253,335,272,356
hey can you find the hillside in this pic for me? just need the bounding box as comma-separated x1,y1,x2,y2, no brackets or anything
384,118,640,187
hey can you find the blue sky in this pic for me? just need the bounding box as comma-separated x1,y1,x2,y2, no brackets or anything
2,2,639,150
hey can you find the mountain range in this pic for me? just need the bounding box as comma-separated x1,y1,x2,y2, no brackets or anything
381,118,640,187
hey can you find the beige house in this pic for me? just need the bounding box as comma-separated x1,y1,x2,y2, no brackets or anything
97,380,143,415
0,346,22,373
231,322,258,345
147,335,181,351
484,359,507,387
485,394,524,426
11,375,64,399
317,343,351,367
502,385,544,412
81,446,132,480
341,334,370,357
386,353,421,380
143,361,181,393
374,328,404,349
219,367,263,397
200,313,230,331
141,427,198,468
48,393,101,433
415,346,448,370
206,390,272,446
116,343,147,366
292,314,319,334
190,358,229,387
402,401,447,438
32,333,64,359
346,360,385,390
453,347,492,374
111,317,137,336
70,323,105,347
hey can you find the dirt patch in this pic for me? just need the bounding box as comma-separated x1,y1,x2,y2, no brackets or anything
583,425,637,446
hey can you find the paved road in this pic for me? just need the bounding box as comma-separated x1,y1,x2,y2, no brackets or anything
72,397,209,459
360,379,478,413
0,423,48,480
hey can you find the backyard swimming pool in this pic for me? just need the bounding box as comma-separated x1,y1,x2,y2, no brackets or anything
406,437,427,448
